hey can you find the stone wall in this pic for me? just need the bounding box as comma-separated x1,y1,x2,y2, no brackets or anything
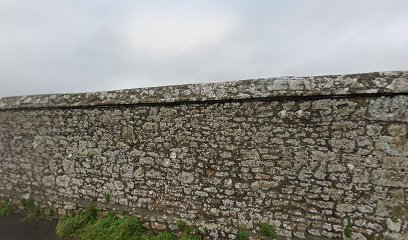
0,71,407,239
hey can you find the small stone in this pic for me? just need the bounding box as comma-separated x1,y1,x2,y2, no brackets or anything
224,179,233,188
388,124,407,137
62,160,75,174
351,232,367,240
179,172,194,184
336,203,356,213
372,78,388,87
386,218,401,232
346,164,355,171
151,222,167,230
22,193,31,200
386,78,408,92
42,175,54,187
250,180,278,190
114,180,124,190
295,110,304,118
278,110,288,118
375,136,408,156
56,175,70,187
357,205,374,213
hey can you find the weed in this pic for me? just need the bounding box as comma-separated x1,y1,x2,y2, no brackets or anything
176,220,189,232
104,193,112,204
150,231,176,240
0,198,12,217
344,219,352,238
77,212,117,240
113,215,144,239
179,236,201,240
56,207,204,240
237,229,249,240
258,223,276,240
87,151,96,159
56,204,98,238
176,220,201,240
21,198,42,221
56,206,148,240
44,207,54,218
390,215,398,223
79,213,144,240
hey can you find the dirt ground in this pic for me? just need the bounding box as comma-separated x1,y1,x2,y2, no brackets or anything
0,214,61,240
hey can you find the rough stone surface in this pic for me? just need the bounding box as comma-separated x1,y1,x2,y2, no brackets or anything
0,71,407,239
0,71,407,110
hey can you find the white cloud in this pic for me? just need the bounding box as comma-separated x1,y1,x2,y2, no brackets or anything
0,0,407,97
121,8,236,56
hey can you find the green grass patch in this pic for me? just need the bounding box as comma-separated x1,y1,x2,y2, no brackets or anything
0,198,12,217
56,206,185,240
176,220,201,240
237,229,249,240
77,212,145,240
258,223,276,240
56,206,207,240
176,220,189,232
149,231,176,240
56,204,98,238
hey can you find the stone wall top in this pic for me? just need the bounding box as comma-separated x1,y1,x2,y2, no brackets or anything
0,71,407,110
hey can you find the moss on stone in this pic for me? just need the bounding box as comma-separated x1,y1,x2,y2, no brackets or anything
343,219,353,238
389,205,408,221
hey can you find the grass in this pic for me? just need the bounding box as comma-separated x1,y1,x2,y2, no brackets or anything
56,204,98,238
179,236,200,240
56,207,202,240
343,219,352,238
258,223,276,240
237,229,249,240
56,207,287,240
176,220,189,232
77,212,144,240
149,232,176,240
176,220,201,240
0,198,12,217
3,198,280,240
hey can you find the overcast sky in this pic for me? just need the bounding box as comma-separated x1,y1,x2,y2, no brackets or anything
0,0,407,97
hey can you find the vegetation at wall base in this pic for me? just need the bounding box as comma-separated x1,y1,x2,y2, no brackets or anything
56,206,202,240
56,204,98,238
176,219,201,240
0,198,12,217
176,220,189,232
236,229,249,240
2,197,283,240
21,198,43,221
258,223,276,240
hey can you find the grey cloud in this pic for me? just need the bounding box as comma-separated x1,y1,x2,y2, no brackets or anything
0,0,407,97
